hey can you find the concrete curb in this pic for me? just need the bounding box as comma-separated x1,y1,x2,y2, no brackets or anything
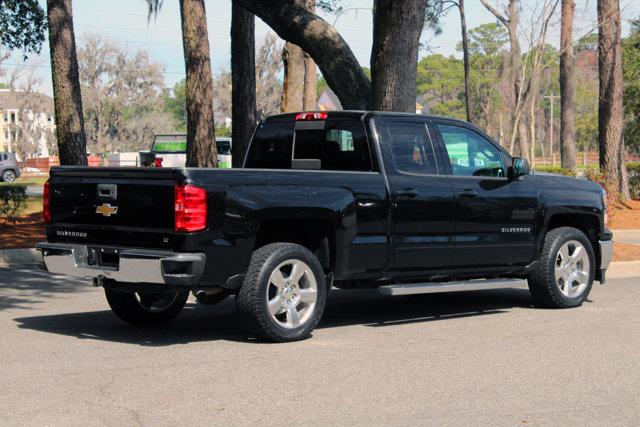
607,260,640,280
611,229,640,244
0,248,42,267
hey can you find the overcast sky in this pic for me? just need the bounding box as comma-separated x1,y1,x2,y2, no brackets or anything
4,0,640,96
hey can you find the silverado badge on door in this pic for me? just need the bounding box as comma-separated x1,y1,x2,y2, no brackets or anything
96,203,118,217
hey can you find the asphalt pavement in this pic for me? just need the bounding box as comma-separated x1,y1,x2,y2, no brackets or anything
1,266,639,425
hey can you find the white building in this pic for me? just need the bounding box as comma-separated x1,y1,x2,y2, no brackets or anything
0,89,56,158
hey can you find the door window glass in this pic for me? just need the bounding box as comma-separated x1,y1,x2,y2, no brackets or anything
438,124,506,177
382,120,439,175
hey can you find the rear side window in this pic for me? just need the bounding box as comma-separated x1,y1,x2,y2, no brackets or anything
245,117,374,172
379,118,439,175
245,120,295,169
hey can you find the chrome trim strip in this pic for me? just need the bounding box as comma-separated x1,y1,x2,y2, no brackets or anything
379,279,528,296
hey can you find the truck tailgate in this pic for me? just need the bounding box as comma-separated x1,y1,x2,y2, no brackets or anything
47,167,181,249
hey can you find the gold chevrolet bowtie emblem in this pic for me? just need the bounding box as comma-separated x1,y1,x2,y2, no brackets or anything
96,203,118,217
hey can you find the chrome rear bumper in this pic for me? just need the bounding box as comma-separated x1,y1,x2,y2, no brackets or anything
35,242,205,285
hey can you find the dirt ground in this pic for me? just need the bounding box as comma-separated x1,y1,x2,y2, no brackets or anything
0,212,45,249
609,199,640,230
612,243,640,262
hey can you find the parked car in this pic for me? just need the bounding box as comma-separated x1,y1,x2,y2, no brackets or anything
0,152,20,182
36,111,612,342
139,134,232,168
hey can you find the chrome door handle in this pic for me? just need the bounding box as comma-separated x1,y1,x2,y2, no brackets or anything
457,189,479,198
395,189,418,198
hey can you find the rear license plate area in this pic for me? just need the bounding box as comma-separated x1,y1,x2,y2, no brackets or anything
88,247,120,268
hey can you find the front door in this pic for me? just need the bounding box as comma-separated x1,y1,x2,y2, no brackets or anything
433,120,537,268
375,116,456,271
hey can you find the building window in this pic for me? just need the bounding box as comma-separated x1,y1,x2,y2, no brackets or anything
47,113,52,123
10,112,16,123
3,130,8,140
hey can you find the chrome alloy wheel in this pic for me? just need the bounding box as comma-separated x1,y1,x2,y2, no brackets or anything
266,259,318,329
554,240,590,298
134,292,180,312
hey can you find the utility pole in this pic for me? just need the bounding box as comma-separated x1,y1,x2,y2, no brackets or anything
543,93,559,164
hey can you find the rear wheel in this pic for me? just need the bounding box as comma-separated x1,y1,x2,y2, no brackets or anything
528,227,595,308
104,288,189,325
236,243,328,342
1,170,16,183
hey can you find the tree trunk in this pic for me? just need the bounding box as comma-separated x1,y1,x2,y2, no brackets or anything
506,0,522,134
303,52,317,110
180,0,217,167
302,0,318,110
231,3,256,168
480,0,523,155
47,0,87,166
281,42,305,112
235,0,370,110
370,0,427,112
597,0,630,198
459,0,473,123
560,0,577,171
517,119,529,158
530,96,536,165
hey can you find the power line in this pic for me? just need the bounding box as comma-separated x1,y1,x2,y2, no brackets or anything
0,62,231,77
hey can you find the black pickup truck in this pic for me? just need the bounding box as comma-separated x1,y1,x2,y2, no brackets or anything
37,111,612,342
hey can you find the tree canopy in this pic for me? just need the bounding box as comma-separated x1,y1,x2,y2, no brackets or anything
0,0,46,57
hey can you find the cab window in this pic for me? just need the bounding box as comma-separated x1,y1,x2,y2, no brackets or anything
438,124,506,178
378,118,439,175
246,117,374,172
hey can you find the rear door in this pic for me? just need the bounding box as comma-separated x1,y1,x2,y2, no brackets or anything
375,116,456,271
432,120,538,268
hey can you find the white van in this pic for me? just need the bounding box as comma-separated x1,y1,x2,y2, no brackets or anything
140,134,232,168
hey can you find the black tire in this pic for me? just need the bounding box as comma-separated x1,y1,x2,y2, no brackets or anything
1,170,16,183
104,288,189,325
192,289,231,305
236,243,328,342
528,227,595,308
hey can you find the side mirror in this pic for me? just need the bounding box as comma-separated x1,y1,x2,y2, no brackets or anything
511,157,530,179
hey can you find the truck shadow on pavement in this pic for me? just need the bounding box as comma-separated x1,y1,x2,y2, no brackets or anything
0,267,91,311
14,287,537,346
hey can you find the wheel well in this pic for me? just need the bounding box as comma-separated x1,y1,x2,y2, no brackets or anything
546,213,601,264
255,217,334,272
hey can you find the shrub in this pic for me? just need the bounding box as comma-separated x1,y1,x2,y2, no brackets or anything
630,176,640,200
0,186,27,226
533,165,577,177
627,162,640,177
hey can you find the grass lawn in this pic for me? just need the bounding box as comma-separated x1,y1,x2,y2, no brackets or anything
0,175,48,187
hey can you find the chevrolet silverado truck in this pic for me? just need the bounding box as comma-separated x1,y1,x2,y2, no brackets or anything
36,111,612,342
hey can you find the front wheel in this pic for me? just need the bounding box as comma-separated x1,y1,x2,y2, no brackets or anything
528,227,595,308
105,288,189,325
1,170,16,183
236,243,328,342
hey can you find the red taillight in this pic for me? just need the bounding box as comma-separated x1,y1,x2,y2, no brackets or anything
295,111,328,121
43,180,51,224
154,157,163,167
174,185,207,232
